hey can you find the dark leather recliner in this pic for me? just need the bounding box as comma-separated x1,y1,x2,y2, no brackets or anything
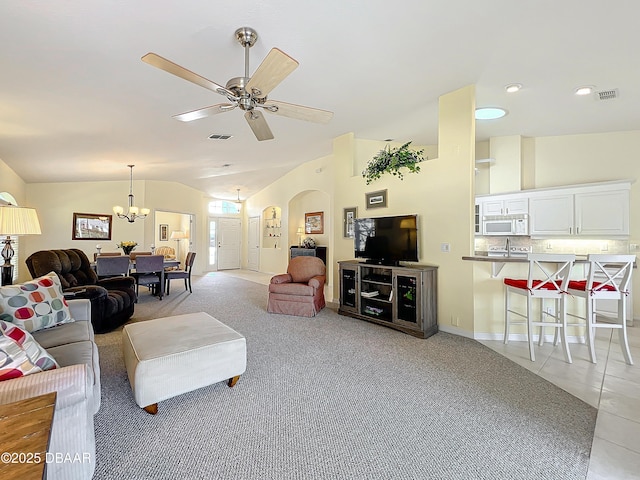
26,249,136,333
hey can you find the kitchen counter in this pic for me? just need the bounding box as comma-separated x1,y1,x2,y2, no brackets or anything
463,252,590,277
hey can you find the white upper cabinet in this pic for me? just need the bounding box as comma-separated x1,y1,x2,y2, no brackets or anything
478,180,632,238
529,194,574,236
528,182,631,237
574,189,629,236
481,197,529,216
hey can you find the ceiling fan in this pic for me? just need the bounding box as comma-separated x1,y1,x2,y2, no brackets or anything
141,27,333,141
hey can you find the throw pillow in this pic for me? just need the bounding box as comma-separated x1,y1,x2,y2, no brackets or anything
0,272,74,332
0,320,59,381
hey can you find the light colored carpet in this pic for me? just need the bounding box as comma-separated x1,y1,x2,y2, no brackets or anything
93,272,596,479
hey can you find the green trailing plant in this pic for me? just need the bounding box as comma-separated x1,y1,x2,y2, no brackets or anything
362,141,425,185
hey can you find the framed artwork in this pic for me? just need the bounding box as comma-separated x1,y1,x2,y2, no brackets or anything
343,207,357,238
365,189,388,209
159,224,169,241
72,213,112,240
305,211,324,234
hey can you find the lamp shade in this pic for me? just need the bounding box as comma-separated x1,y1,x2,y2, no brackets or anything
399,218,417,229
0,206,42,235
170,230,187,240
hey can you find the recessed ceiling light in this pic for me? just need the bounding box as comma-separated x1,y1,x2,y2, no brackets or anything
505,83,522,93
475,107,507,120
575,86,594,96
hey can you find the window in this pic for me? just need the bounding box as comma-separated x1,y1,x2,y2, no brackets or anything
208,200,241,215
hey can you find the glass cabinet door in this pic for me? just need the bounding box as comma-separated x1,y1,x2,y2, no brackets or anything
394,272,421,327
340,266,358,313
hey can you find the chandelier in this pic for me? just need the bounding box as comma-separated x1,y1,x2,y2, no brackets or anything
113,165,150,222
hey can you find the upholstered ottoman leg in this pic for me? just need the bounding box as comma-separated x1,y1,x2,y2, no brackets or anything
122,312,247,414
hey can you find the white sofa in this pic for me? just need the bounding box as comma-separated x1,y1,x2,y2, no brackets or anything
0,299,100,480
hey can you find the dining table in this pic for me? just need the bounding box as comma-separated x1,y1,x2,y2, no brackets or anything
90,258,180,272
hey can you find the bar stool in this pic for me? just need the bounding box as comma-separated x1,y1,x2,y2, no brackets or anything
504,253,576,363
567,254,635,365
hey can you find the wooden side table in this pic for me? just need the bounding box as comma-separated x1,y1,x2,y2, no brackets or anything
0,392,56,480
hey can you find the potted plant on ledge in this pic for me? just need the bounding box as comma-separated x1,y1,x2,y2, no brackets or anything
362,141,425,185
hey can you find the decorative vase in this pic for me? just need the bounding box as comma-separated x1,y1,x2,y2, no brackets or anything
122,246,135,255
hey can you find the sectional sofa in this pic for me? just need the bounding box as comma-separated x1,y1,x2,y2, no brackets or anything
0,299,99,480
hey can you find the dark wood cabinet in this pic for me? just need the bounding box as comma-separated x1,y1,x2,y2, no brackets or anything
338,261,438,339
290,246,327,265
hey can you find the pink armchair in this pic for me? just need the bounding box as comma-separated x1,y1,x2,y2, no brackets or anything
267,256,326,317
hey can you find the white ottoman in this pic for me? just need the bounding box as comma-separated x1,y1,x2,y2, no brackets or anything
122,312,246,414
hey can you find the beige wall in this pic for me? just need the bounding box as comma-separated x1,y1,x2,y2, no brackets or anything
3,119,640,338
473,130,640,338
246,154,336,278
0,159,27,205
246,86,477,330
19,179,207,282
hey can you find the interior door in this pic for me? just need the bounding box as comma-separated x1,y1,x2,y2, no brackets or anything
247,216,260,271
217,218,241,270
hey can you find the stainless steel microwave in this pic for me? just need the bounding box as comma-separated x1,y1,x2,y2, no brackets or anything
482,215,528,236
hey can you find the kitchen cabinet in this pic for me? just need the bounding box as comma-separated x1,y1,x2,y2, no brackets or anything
338,261,438,338
529,188,630,237
481,197,528,216
529,194,574,236
574,189,629,236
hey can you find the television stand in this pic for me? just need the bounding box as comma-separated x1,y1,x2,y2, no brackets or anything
338,261,438,338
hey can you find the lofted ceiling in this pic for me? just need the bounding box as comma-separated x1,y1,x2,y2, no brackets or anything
1,1,639,201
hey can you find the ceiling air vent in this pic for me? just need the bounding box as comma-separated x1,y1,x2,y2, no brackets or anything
597,89,619,101
208,134,233,140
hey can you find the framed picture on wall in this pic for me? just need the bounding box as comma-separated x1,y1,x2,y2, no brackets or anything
343,207,357,238
159,224,169,241
365,189,388,209
305,211,324,234
72,213,112,240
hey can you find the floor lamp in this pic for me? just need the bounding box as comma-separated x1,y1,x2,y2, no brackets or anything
0,205,42,285
170,230,187,263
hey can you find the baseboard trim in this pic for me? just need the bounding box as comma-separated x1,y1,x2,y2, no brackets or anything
438,325,475,339
473,332,586,344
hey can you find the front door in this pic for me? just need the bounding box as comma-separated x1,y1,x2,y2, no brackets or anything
217,218,241,270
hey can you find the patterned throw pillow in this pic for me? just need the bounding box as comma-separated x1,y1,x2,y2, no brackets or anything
0,320,59,381
0,272,74,332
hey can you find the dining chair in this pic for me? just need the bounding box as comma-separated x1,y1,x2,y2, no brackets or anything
503,253,576,363
129,252,152,261
154,246,176,259
131,255,165,300
96,255,131,278
567,254,635,365
93,252,122,261
165,252,196,295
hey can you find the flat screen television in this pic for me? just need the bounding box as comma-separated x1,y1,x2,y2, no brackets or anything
354,214,418,265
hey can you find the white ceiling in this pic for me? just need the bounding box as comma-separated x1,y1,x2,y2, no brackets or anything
2,1,639,201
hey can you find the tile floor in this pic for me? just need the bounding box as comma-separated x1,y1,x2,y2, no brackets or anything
220,270,640,479
480,327,640,480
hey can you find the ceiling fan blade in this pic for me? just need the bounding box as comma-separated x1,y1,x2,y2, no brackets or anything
262,100,333,124
141,53,237,99
173,103,237,122
245,48,299,99
244,110,274,141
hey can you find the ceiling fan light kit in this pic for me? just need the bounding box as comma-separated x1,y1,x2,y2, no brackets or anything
142,27,333,141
